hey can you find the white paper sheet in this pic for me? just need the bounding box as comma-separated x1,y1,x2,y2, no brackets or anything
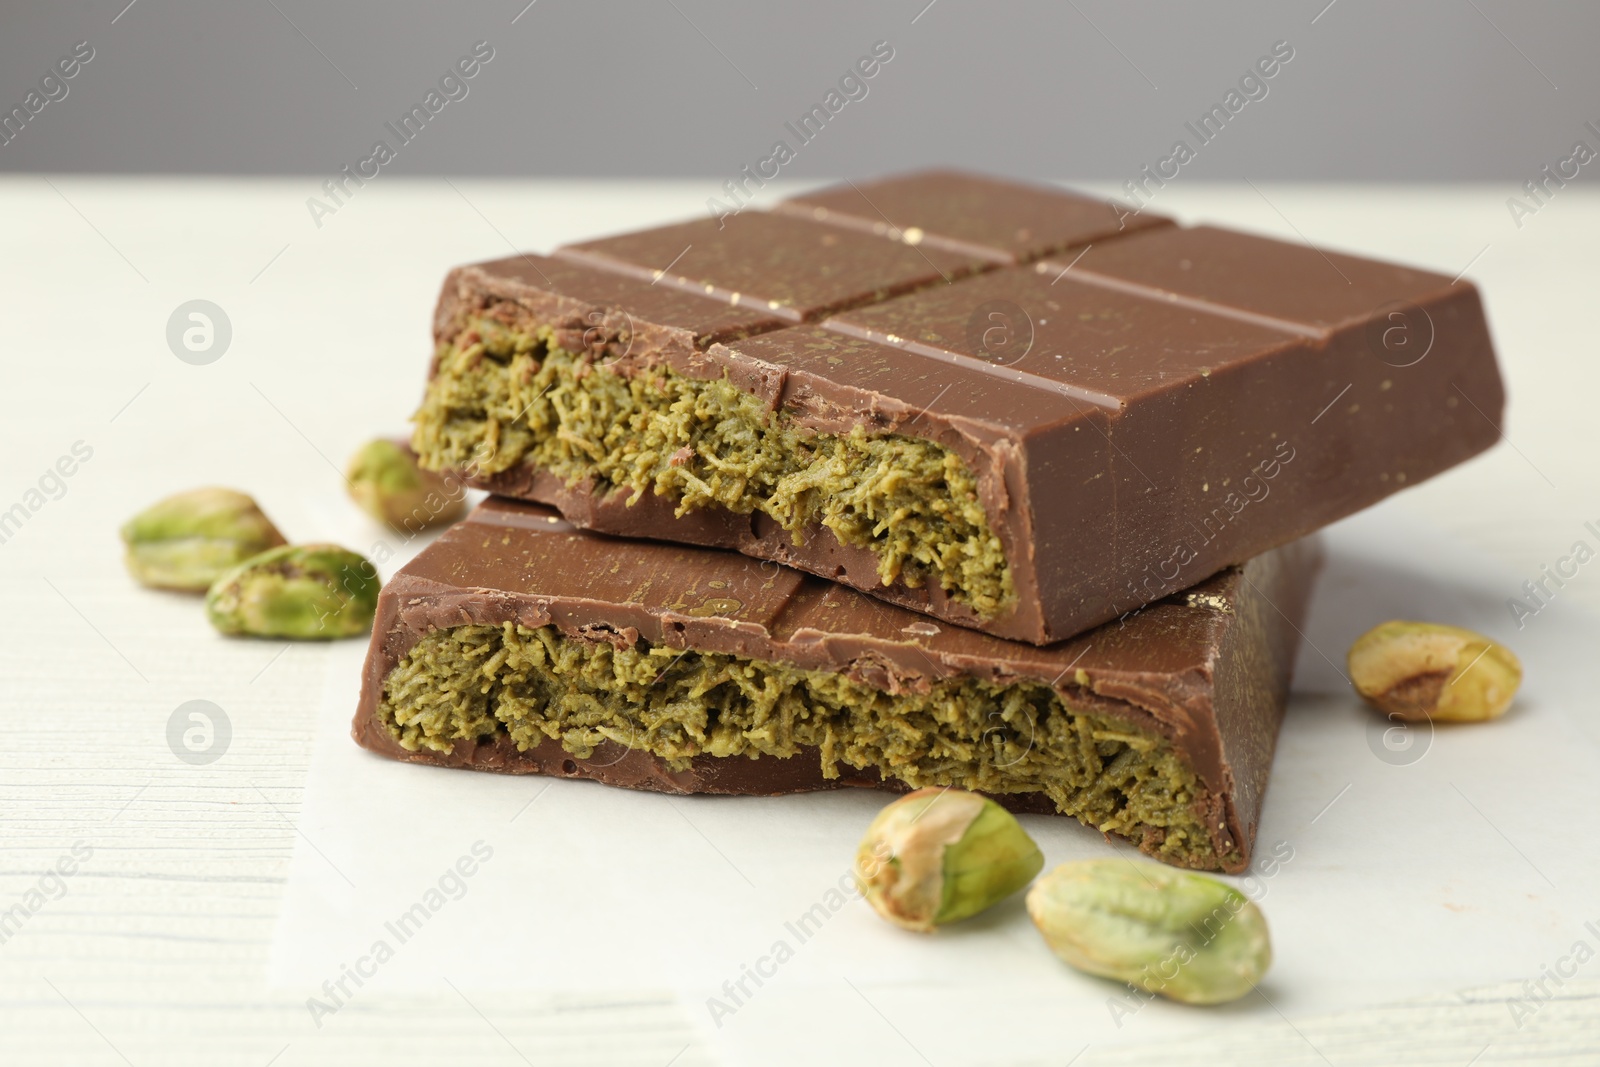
268,503,1600,1062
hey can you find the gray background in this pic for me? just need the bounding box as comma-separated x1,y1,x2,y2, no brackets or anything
0,0,1594,181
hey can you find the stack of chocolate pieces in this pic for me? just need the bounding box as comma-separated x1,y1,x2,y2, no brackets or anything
353,171,1504,873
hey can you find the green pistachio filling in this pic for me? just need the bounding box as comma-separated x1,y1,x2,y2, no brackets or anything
410,315,1015,617
379,622,1230,871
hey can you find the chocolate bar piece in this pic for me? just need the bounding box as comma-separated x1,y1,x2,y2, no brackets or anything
353,497,1321,874
412,170,1501,644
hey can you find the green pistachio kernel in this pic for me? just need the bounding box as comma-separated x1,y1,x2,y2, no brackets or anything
1027,859,1271,1005
854,788,1043,932
121,487,286,592
1348,620,1522,722
204,544,379,639
346,438,466,531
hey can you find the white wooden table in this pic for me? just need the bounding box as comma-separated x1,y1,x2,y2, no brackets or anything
1,178,1596,1065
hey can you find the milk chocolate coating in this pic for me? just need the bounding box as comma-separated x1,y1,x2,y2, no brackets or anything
353,498,1322,873
432,170,1500,644
556,209,989,322
773,168,1172,264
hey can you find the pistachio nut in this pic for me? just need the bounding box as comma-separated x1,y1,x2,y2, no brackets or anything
854,787,1043,932
346,438,466,531
1347,620,1521,722
121,487,287,592
1027,859,1271,1005
205,544,379,639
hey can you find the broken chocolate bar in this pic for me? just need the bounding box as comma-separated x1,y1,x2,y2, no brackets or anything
353,497,1321,874
412,169,1501,644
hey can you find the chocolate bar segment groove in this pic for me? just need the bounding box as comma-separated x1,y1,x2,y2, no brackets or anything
354,498,1322,874
773,169,1173,264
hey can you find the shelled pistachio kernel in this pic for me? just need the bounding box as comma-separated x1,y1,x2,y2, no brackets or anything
1347,620,1521,722
1027,859,1271,1005
854,788,1043,932
204,543,378,639
120,487,286,592
346,438,466,531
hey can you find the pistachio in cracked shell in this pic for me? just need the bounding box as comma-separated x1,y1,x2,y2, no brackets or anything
854,787,1043,932
205,543,378,639
1027,859,1271,1005
121,487,286,592
1347,620,1521,722
346,438,466,531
